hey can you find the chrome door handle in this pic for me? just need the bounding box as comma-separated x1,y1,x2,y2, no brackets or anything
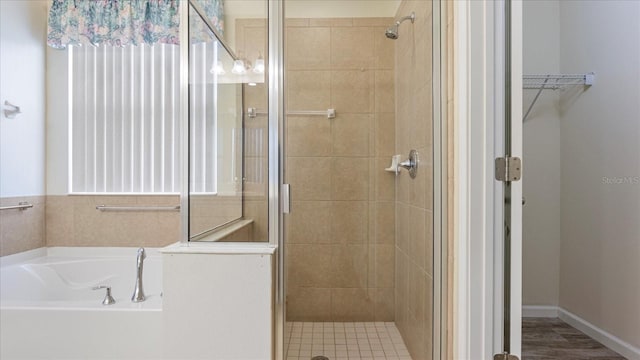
282,184,291,214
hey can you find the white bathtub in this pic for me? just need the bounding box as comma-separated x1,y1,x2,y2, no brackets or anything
1,247,162,309
0,247,164,359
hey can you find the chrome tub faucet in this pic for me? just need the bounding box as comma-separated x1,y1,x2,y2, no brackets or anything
131,247,146,302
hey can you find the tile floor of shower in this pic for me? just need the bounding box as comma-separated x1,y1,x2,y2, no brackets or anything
285,322,412,360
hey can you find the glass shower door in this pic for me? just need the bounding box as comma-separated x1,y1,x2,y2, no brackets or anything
280,0,447,359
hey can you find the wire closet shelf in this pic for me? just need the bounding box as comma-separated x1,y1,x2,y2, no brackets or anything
522,72,595,121
523,73,595,90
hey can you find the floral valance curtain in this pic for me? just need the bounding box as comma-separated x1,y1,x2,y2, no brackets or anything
192,0,224,36
47,0,224,49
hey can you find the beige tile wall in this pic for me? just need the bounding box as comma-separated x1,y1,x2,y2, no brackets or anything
237,18,270,242
2,193,250,252
394,1,434,359
46,195,180,247
243,77,269,242
0,196,46,257
285,17,396,322
190,194,243,237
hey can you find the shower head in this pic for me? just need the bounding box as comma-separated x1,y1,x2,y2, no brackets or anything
385,11,415,39
385,25,399,39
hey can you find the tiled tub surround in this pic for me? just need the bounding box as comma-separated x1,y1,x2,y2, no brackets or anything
0,196,46,257
3,193,253,252
394,1,435,360
284,17,397,322
46,194,251,247
190,194,242,237
46,195,181,247
285,322,412,360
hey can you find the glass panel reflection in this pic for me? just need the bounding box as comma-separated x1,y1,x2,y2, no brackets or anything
188,2,268,242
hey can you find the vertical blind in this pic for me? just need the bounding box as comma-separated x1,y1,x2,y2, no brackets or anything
70,42,225,194
189,41,218,194
70,43,182,193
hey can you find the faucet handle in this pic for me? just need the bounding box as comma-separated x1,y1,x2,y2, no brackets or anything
92,285,116,305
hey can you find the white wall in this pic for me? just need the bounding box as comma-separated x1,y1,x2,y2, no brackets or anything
558,0,640,349
522,0,562,307
45,47,69,195
0,0,47,197
523,0,640,350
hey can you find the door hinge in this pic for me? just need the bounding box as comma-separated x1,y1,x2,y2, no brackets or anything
494,353,519,360
495,157,522,182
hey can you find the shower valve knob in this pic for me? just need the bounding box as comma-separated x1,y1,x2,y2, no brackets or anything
398,150,419,179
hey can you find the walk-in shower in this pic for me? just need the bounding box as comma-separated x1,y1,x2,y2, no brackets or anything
384,11,415,39
283,1,443,359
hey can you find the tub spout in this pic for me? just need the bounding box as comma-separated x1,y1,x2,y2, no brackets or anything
131,247,146,302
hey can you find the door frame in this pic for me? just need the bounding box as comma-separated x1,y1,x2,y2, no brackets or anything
268,0,285,359
452,0,522,358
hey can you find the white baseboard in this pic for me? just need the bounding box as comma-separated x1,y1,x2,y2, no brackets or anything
558,308,640,360
522,305,559,318
523,305,640,360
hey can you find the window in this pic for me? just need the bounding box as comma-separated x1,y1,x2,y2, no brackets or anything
69,44,181,193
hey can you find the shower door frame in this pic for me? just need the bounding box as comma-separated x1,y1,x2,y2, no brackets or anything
268,0,285,360
178,0,286,356
275,1,449,360
452,0,523,358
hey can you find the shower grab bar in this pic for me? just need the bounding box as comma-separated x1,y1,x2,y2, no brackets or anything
96,204,180,212
289,109,336,118
246,108,266,118
0,202,34,211
247,107,336,119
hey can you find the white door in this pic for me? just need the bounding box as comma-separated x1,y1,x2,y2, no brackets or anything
454,0,523,358
494,0,523,358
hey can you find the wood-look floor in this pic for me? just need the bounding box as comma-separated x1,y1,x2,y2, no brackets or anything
522,318,627,360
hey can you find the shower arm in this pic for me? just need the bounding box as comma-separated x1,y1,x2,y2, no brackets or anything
396,13,415,25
